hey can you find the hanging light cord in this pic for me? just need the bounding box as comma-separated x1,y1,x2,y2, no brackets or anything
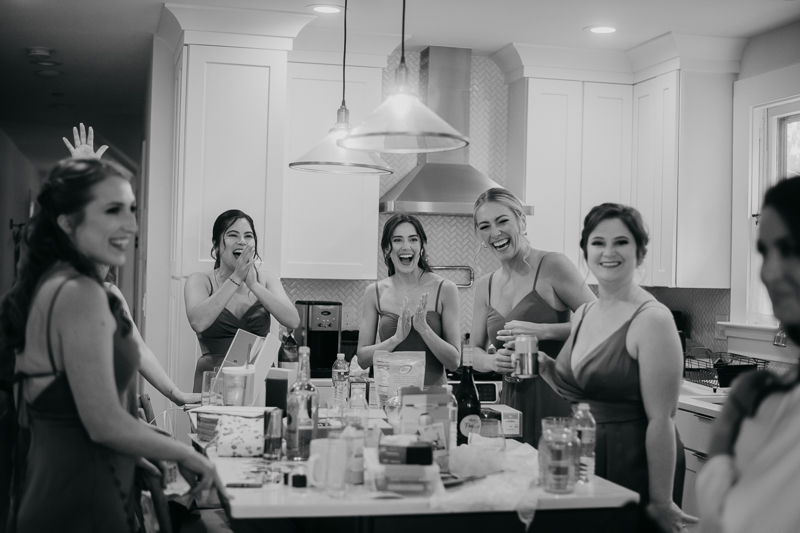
341,0,348,107
400,0,406,67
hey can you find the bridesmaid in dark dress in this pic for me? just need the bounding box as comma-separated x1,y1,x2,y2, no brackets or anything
357,214,460,385
184,210,300,392
539,203,697,533
471,188,595,446
2,159,225,532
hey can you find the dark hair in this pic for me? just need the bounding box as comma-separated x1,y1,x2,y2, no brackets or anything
580,203,649,264
210,210,260,269
381,214,432,277
0,158,133,356
762,176,800,345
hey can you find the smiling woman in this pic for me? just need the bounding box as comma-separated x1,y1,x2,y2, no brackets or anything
470,187,596,446
356,214,461,386
1,159,226,532
184,209,299,392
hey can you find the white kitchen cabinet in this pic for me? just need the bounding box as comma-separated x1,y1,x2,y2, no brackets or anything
507,79,633,272
676,406,715,523
579,82,633,281
632,70,733,288
280,62,383,280
506,78,583,267
177,44,287,277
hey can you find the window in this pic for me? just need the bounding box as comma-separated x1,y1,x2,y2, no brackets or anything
748,99,800,324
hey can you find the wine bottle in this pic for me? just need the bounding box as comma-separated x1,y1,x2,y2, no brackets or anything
286,347,319,460
455,334,481,446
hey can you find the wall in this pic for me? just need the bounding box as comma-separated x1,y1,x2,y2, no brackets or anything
0,127,39,295
284,48,506,334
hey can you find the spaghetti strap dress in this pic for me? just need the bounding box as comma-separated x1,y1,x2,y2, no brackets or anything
377,280,447,387
550,300,685,506
486,253,573,446
12,270,141,532
193,274,271,392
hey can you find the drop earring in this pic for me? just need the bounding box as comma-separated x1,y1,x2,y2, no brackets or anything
481,242,488,249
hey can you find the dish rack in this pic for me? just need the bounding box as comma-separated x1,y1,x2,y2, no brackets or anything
683,353,769,389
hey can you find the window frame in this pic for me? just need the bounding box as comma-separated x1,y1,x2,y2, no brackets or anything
747,97,800,324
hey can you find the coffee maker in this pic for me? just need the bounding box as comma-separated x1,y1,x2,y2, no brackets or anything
294,300,342,378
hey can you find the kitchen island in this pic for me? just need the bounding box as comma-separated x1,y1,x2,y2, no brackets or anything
209,450,640,533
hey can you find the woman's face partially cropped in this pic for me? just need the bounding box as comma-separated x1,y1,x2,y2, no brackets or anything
758,207,800,328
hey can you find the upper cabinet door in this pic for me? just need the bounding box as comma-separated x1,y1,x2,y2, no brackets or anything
510,78,583,266
632,71,679,287
280,62,383,280
580,82,633,282
178,45,287,277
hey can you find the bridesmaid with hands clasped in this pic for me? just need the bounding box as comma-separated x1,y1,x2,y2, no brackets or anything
470,188,596,446
184,210,299,392
357,214,460,386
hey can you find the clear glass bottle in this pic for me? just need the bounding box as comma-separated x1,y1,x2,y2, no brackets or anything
444,384,458,450
332,353,349,417
573,402,596,483
286,347,318,461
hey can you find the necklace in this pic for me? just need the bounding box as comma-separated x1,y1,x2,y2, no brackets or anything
393,276,422,294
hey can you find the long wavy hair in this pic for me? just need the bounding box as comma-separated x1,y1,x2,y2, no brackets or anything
0,159,133,358
381,214,432,277
210,210,261,270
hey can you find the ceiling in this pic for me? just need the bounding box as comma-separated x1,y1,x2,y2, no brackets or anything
1,0,800,172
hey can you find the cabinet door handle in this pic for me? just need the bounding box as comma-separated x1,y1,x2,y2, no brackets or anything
693,413,714,421
691,451,708,460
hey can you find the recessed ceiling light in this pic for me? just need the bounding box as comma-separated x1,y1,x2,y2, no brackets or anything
307,4,341,13
585,26,616,34
33,60,61,66
36,70,61,78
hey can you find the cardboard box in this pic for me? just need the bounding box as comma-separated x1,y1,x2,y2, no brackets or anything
485,404,522,438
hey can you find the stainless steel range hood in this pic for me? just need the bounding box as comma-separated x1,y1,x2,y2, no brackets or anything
379,46,532,216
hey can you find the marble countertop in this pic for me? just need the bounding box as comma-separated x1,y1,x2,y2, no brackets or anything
209,450,639,519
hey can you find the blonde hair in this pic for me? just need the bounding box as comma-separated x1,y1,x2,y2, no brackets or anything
473,188,527,234
473,187,532,272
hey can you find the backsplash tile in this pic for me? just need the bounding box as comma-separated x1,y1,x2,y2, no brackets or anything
646,287,730,352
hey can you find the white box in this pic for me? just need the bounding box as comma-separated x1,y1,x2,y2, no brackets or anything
485,404,522,438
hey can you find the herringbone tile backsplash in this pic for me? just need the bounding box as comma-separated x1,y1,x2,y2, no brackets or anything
284,46,731,353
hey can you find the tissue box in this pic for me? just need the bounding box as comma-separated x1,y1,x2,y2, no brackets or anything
215,414,264,457
484,404,522,438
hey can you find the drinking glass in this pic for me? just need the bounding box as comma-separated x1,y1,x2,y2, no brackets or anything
540,417,579,494
325,432,349,497
467,417,506,451
202,370,223,406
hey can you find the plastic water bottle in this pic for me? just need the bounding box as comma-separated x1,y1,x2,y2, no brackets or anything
346,388,369,430
332,353,349,415
573,402,596,482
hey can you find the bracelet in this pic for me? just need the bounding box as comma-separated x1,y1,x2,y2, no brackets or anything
229,277,241,286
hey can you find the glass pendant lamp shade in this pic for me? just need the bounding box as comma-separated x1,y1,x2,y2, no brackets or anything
289,105,393,174
337,62,469,154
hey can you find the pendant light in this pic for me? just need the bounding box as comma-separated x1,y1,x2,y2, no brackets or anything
337,0,468,154
288,0,393,174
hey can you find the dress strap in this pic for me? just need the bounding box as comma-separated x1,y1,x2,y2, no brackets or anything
532,252,551,290
375,283,382,314
631,299,660,320
44,274,82,375
434,280,444,313
487,272,495,308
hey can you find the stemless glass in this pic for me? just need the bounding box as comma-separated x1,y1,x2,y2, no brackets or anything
467,417,506,451
540,417,579,494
